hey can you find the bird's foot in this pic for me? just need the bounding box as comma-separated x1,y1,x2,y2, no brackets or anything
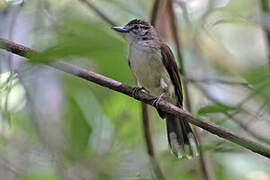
152,93,165,107
131,87,148,97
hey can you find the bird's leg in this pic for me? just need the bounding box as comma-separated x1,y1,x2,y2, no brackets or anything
152,93,165,107
131,87,148,97
152,78,168,107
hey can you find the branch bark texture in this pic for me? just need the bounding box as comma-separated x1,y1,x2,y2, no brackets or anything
1,37,270,158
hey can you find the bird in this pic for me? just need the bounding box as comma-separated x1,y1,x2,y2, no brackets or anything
112,19,198,158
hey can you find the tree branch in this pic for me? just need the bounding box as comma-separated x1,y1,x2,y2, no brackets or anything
194,83,270,144
185,77,252,89
166,0,185,75
141,103,166,180
74,1,166,178
260,0,270,68
77,0,117,26
1,38,270,159
150,0,161,26
167,1,214,179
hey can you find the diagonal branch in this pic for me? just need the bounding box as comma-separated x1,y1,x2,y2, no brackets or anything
195,83,270,144
1,37,270,158
77,0,117,26
75,1,166,178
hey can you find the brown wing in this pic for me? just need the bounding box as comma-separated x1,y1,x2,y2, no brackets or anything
160,43,183,107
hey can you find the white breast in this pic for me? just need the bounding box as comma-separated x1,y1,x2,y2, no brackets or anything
128,41,176,103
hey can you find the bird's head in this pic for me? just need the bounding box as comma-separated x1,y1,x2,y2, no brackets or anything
112,19,158,44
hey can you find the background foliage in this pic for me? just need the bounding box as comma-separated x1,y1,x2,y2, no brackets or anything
0,0,270,179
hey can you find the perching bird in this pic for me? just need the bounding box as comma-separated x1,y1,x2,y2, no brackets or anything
112,19,198,158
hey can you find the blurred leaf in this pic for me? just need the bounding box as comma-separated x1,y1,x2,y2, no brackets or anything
214,0,231,8
29,15,132,83
213,17,249,26
64,95,92,160
243,66,270,106
97,172,112,180
6,0,24,5
64,75,114,155
0,1,8,9
11,110,38,142
99,0,148,18
24,172,60,180
103,93,141,143
198,103,238,115
203,140,241,153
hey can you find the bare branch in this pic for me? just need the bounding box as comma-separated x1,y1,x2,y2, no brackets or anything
195,83,270,144
167,0,185,75
141,103,154,157
167,1,214,179
1,37,270,158
150,0,161,26
141,103,166,180
78,0,117,26
260,0,270,68
59,1,165,177
225,113,269,144
186,77,252,89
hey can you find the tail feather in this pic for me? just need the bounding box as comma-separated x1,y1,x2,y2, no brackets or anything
166,114,199,158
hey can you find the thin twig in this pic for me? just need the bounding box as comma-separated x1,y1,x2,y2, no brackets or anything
141,103,154,157
225,113,269,144
195,83,270,144
186,77,252,89
1,38,270,158
166,0,185,75
24,1,165,178
141,103,166,180
260,0,270,68
150,0,161,26
143,4,167,179
167,1,215,179
4,3,24,129
77,0,117,26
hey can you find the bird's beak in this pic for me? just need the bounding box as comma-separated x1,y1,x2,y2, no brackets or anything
112,26,128,33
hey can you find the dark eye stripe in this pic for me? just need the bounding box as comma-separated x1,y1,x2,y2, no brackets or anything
133,25,139,29
130,25,149,31
141,26,149,29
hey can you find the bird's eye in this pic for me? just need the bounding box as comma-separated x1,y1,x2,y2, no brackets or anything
142,26,149,30
133,25,139,30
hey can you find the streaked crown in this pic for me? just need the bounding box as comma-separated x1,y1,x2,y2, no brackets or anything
124,19,158,43
112,19,159,43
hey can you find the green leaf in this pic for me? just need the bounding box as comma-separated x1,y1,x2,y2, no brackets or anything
24,172,60,180
29,15,132,83
243,66,270,106
64,75,114,155
98,172,113,180
213,17,249,27
70,98,92,149
198,103,238,115
64,95,92,160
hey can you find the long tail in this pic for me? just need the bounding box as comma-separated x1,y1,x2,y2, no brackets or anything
166,114,199,159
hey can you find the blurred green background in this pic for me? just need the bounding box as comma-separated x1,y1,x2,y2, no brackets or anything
0,0,270,179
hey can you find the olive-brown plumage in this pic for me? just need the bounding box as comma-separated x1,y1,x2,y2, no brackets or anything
112,19,198,158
